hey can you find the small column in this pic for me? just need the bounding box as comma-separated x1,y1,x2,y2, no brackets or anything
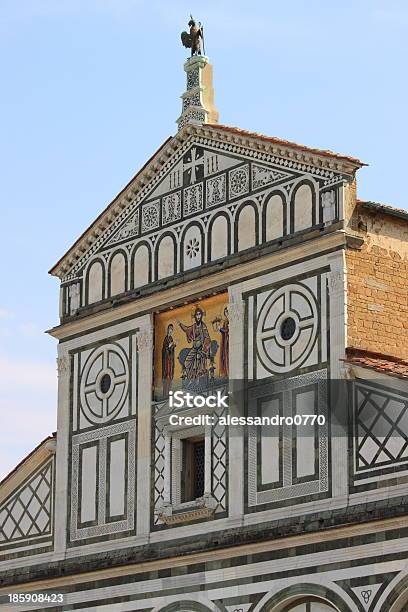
327,251,348,500
177,55,219,131
204,423,212,496
135,315,154,536
227,289,246,522
54,351,70,555
163,434,172,504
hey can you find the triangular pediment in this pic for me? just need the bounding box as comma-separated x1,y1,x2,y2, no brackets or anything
147,144,245,200
51,123,363,281
90,140,301,255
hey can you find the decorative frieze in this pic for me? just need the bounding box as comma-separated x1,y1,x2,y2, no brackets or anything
141,201,160,233
106,210,139,246
54,120,359,283
184,182,204,216
252,163,291,190
136,327,153,353
57,355,70,377
162,191,182,225
229,165,249,199
328,270,344,294
206,174,226,208
228,301,245,325
58,133,348,282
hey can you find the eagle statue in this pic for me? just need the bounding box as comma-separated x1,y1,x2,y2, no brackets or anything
181,15,204,57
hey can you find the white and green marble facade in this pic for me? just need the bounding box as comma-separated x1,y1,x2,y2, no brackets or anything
1,126,408,612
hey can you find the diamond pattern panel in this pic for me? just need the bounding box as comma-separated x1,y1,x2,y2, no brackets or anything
0,460,53,544
355,384,408,471
212,405,227,512
154,416,166,525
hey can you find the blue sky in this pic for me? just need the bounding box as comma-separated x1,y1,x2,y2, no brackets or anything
0,0,407,478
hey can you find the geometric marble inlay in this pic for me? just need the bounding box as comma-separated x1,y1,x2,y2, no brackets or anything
0,460,52,543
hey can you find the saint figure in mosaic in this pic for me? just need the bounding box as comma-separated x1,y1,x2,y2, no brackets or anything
161,323,176,397
219,307,229,378
212,307,229,378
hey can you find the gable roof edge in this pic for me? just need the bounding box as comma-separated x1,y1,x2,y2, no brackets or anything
0,434,56,505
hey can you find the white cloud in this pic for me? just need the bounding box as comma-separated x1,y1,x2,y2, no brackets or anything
0,309,14,320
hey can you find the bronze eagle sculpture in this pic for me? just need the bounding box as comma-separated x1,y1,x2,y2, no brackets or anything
181,15,204,57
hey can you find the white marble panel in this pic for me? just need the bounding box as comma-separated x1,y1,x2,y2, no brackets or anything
157,236,175,279
265,194,284,241
80,445,97,523
108,438,126,517
109,252,126,296
133,244,150,288
261,397,281,484
183,225,202,271
87,261,104,304
295,389,316,479
294,184,313,231
210,215,229,260
237,205,256,251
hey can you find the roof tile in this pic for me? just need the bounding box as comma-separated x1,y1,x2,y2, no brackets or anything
344,348,408,379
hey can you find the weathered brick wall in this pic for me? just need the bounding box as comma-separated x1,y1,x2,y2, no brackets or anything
346,206,408,359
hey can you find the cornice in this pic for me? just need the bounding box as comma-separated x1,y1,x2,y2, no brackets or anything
47,229,346,342
0,510,406,589
202,124,364,174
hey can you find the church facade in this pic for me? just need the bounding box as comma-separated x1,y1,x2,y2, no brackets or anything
1,50,408,612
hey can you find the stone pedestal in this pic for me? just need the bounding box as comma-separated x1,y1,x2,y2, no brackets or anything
177,55,219,130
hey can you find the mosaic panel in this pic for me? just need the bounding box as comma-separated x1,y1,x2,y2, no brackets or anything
154,294,229,401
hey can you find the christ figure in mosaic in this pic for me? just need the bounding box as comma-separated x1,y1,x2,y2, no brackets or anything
178,306,211,390
161,323,176,397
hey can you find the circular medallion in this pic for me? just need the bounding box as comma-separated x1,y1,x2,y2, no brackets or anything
256,283,318,374
80,344,129,424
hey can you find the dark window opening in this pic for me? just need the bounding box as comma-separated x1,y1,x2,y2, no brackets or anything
182,437,205,502
100,373,112,394
280,316,296,340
